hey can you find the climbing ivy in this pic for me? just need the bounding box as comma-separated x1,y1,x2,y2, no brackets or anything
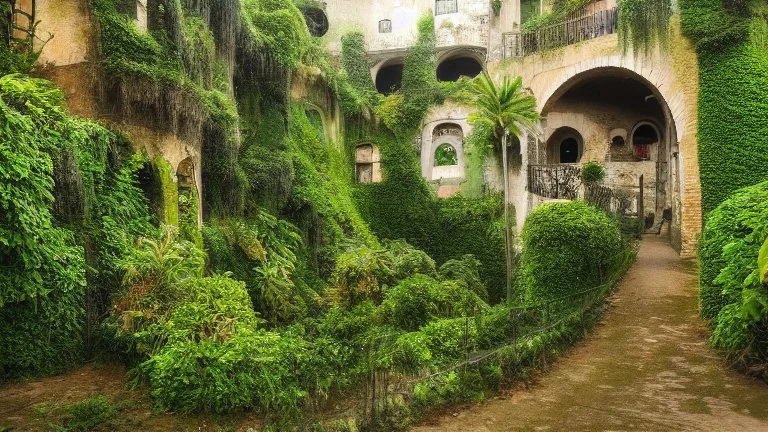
680,0,768,214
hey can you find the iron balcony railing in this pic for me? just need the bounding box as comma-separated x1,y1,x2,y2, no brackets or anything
503,6,618,58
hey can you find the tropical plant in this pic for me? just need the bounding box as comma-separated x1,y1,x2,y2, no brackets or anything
468,71,540,303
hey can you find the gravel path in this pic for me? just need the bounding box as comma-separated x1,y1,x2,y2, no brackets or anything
412,236,768,432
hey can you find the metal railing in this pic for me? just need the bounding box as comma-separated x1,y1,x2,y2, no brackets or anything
503,6,618,58
527,164,582,200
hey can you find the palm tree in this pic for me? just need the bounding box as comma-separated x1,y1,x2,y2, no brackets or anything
469,71,540,303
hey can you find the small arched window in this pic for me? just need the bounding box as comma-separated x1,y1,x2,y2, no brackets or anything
434,143,458,166
631,123,660,161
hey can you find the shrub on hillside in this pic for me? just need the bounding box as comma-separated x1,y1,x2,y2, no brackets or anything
520,201,622,306
379,275,487,331
438,254,488,301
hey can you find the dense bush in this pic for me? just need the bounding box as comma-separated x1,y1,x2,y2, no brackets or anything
520,201,623,306
698,181,768,373
380,275,487,331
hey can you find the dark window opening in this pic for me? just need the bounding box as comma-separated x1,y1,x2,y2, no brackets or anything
435,0,458,15
302,7,329,37
611,136,625,146
138,163,163,225
376,63,403,95
379,19,392,33
560,138,579,163
632,124,658,160
436,56,483,82
632,124,659,145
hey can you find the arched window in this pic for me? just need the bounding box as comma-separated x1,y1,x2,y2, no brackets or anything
434,143,458,166
559,138,579,163
375,61,403,95
631,122,660,161
355,144,382,183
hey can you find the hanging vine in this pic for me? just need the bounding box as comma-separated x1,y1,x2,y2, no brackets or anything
617,0,673,56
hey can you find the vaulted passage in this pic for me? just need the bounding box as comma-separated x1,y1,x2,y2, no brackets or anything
436,56,483,82
375,63,403,94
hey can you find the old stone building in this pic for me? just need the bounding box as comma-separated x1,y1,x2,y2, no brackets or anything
16,0,701,256
319,0,701,256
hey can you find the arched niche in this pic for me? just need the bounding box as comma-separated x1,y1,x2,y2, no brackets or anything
436,56,483,82
355,143,381,184
546,127,583,164
630,121,661,161
375,59,404,95
430,123,464,180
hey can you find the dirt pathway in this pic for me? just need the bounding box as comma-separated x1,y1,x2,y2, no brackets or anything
413,236,768,432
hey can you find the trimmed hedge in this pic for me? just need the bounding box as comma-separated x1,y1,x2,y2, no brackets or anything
520,201,622,306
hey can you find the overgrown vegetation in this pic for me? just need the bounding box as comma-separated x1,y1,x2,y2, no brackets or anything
680,0,768,214
698,181,768,378
1,0,642,429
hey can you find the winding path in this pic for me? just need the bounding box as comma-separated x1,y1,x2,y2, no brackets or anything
413,236,768,432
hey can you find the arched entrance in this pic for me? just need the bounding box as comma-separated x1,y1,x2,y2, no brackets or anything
540,67,681,249
375,59,404,95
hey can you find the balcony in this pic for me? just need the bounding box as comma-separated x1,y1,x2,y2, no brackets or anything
502,6,618,58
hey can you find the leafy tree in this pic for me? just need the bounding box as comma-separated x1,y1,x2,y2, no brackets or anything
468,71,539,303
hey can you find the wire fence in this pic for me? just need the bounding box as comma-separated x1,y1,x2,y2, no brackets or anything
358,247,636,424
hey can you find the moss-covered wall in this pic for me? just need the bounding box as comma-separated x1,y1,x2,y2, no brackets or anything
681,0,768,215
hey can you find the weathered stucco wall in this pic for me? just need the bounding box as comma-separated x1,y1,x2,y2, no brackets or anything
323,0,519,55
489,21,701,256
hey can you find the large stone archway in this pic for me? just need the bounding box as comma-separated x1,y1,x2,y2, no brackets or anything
490,31,701,256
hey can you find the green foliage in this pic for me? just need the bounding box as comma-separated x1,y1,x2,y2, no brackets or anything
759,236,768,284
520,201,622,306
468,72,539,146
56,395,118,432
203,213,315,324
698,181,768,373
434,143,458,166
520,0,592,32
439,254,488,301
385,239,437,280
242,0,312,68
492,0,503,16
681,0,768,214
380,275,487,331
617,0,673,56
581,161,606,183
330,246,394,306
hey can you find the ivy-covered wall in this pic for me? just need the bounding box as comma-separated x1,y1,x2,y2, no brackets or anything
681,0,768,214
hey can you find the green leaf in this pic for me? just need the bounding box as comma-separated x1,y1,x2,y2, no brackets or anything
759,235,768,284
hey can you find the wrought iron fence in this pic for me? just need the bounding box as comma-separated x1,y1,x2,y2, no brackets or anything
527,164,582,200
503,6,618,58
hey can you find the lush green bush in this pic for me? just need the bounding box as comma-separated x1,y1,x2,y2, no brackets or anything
698,181,768,373
438,254,488,301
380,275,487,331
698,181,768,320
385,240,437,280
581,161,606,183
520,201,622,306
